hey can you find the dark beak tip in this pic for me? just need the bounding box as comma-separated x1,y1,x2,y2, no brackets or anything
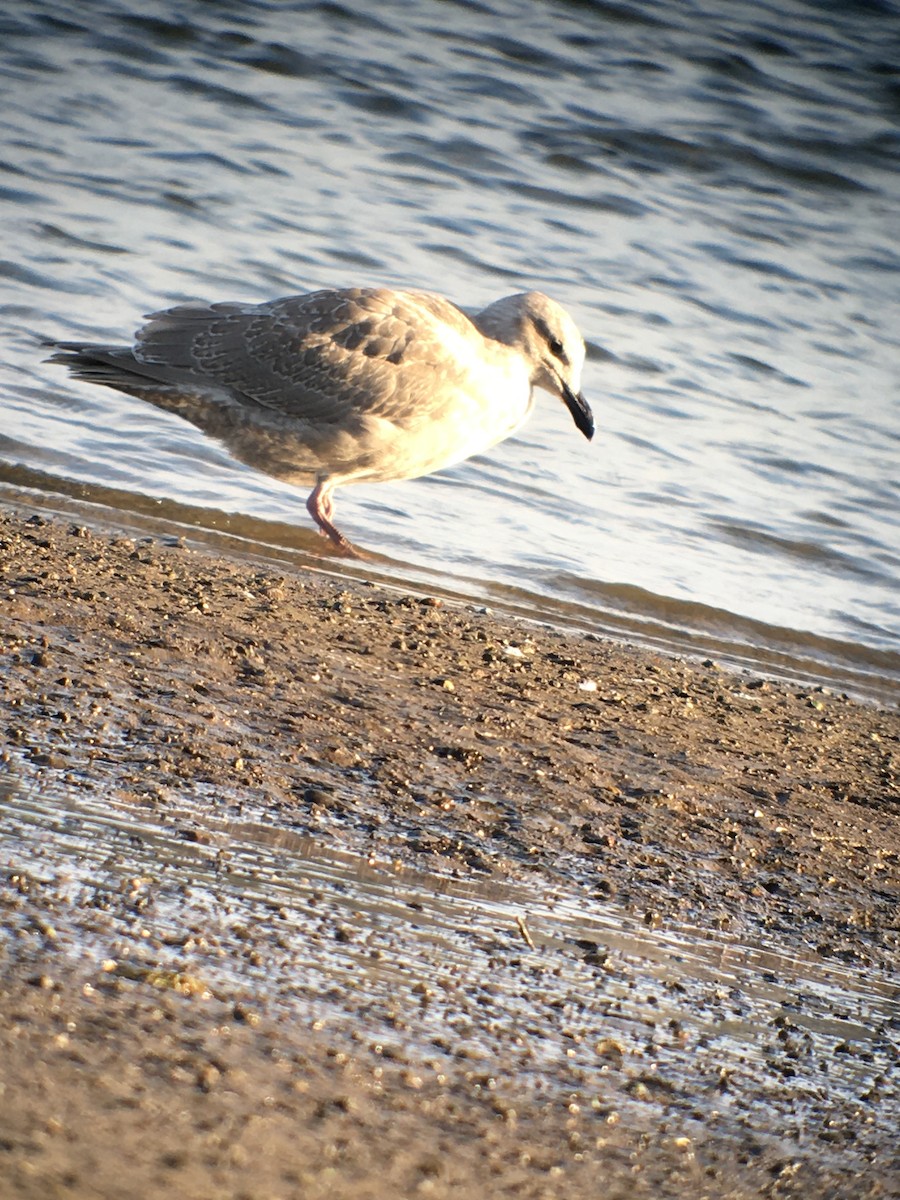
563,384,594,441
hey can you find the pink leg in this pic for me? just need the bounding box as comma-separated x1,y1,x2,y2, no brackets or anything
306,479,356,553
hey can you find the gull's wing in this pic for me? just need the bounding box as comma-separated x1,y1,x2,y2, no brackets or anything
130,287,483,427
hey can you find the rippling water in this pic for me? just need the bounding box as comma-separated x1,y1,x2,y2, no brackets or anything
1,0,898,695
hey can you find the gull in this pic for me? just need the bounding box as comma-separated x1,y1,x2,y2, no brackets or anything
49,286,593,553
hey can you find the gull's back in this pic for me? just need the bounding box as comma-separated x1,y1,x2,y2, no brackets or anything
50,286,536,485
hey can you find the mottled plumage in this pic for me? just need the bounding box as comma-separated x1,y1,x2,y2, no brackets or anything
49,286,592,552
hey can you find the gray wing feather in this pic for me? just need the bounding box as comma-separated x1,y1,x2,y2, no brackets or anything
133,288,481,427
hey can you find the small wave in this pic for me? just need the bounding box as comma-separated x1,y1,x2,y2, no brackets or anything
168,73,274,112
527,571,900,703
511,182,648,217
709,519,894,587
0,261,83,292
0,183,44,206
34,222,128,255
228,43,320,80
337,83,427,122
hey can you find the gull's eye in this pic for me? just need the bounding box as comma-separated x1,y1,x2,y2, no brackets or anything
532,313,569,364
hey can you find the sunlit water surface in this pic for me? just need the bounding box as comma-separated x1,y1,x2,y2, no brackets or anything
3,771,897,1146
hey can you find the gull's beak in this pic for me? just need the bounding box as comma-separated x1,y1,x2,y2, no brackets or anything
562,381,594,441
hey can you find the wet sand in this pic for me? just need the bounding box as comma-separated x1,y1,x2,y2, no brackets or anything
1,506,898,1199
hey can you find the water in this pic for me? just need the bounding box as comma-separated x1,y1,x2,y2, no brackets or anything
1,0,899,696
3,769,896,1142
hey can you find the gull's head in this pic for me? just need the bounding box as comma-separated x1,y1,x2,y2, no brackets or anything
474,291,593,440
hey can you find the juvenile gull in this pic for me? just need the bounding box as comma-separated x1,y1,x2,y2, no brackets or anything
49,286,593,552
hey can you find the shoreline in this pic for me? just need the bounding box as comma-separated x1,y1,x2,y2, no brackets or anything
1,465,897,709
1,505,898,1198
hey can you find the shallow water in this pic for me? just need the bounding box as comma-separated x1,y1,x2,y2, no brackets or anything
1,0,898,693
3,769,896,1132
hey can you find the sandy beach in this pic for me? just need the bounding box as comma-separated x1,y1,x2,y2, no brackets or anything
1,506,897,1199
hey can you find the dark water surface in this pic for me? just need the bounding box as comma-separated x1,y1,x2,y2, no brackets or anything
1,0,898,694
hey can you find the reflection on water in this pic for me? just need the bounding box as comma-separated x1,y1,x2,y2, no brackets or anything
2,768,896,1120
0,0,898,692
